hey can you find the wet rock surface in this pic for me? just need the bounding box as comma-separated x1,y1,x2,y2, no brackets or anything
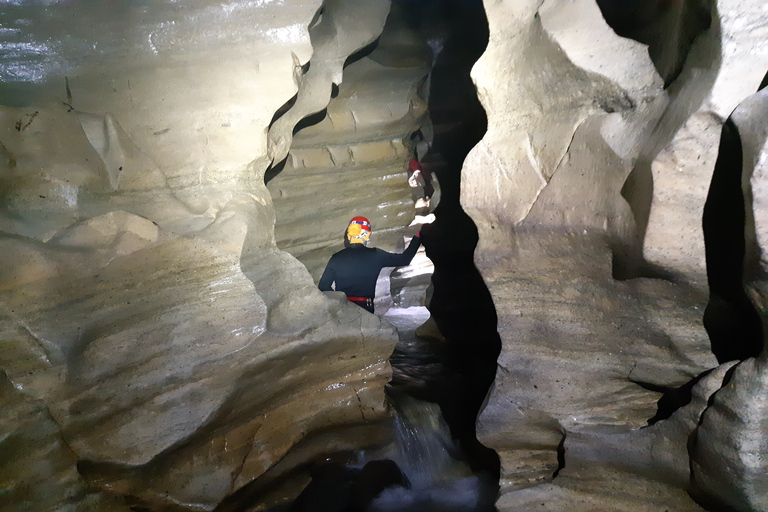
2,0,768,511
1,1,405,510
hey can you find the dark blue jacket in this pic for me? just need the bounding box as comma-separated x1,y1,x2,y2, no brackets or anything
318,236,421,299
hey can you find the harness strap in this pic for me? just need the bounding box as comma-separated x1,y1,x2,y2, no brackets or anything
347,296,373,304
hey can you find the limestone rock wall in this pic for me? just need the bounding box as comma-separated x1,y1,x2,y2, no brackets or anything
3,0,768,510
0,1,406,510
466,0,768,510
268,3,431,281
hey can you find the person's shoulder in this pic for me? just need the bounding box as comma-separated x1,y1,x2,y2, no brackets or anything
333,246,371,256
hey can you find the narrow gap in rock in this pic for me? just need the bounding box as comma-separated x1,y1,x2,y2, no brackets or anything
702,118,763,363
633,370,711,425
343,38,380,69
269,93,299,130
552,433,566,478
385,0,502,498
263,157,287,185
759,69,768,91
292,107,327,135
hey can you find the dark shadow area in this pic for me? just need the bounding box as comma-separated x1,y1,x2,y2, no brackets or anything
343,38,380,70
760,69,768,91
387,0,501,489
596,0,713,87
633,369,713,425
269,93,299,130
552,433,566,478
702,117,763,363
292,107,327,135
264,157,287,185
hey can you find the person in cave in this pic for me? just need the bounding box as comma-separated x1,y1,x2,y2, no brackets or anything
407,157,434,209
318,216,421,313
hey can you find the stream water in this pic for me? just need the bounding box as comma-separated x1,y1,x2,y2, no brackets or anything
281,305,499,512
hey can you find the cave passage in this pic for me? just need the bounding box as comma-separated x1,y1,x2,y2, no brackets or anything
385,0,501,492
249,1,503,509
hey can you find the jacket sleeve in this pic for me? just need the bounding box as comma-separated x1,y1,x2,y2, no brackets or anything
318,257,335,291
378,235,421,267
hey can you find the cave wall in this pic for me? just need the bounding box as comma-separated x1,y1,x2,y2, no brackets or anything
0,1,413,510
2,0,768,511
465,0,768,510
268,3,431,282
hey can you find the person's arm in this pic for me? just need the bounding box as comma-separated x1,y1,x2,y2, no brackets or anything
378,233,421,267
318,258,335,291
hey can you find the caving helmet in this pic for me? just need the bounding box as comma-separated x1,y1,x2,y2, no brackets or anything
346,216,371,246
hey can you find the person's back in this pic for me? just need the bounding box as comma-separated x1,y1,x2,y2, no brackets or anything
319,217,421,313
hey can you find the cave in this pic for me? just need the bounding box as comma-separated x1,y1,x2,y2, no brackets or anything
2,1,768,512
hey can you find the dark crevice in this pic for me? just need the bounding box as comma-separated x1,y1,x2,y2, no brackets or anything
264,157,287,185
552,433,566,478
343,37,380,70
387,0,500,487
292,108,327,135
634,369,713,425
702,117,763,363
759,69,768,91
268,93,298,130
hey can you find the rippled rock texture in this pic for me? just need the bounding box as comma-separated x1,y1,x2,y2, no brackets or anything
0,1,412,510
2,0,768,511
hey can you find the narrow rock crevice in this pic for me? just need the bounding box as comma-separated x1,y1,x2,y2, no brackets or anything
702,117,763,363
552,432,566,479
387,0,501,486
634,369,712,425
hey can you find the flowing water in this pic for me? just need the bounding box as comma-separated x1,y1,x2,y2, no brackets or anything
363,395,496,512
